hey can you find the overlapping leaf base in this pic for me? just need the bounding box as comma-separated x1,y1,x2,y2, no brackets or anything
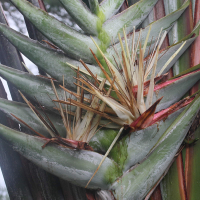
0,0,200,199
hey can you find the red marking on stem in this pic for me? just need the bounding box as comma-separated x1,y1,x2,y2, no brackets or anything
130,98,162,129
184,144,194,199
176,153,188,200
150,185,162,200
151,96,194,125
190,0,200,94
38,0,47,11
150,2,170,198
186,1,200,198
132,74,168,97
153,0,170,50
42,137,93,151
154,68,200,91
154,0,172,82
132,68,200,98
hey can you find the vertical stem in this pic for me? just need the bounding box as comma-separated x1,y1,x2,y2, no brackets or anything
0,3,67,200
150,187,162,200
150,1,170,199
176,153,188,200
153,0,170,50
0,3,25,102
154,0,173,80
190,0,200,94
0,78,33,199
184,144,193,199
185,1,200,199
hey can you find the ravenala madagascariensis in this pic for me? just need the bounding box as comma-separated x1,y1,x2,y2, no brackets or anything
0,0,200,199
